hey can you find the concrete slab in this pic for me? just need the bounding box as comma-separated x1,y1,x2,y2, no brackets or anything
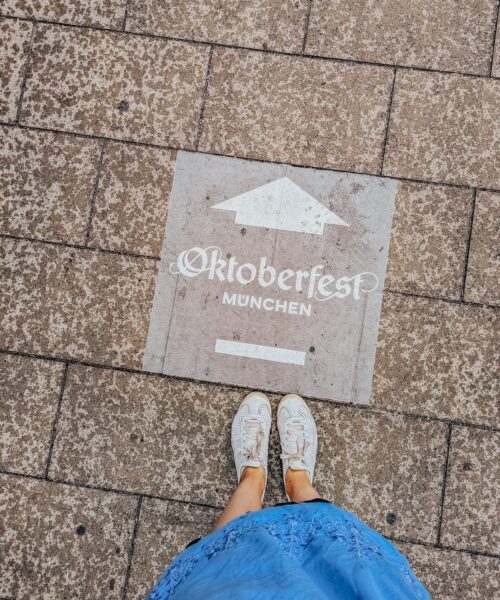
0,238,157,368
200,48,394,173
398,542,500,600
126,0,308,52
0,126,101,244
441,426,500,554
144,151,397,404
306,0,498,75
0,353,64,476
89,143,175,256
373,294,499,428
384,70,500,189
20,25,210,146
1,0,127,29
464,191,500,306
0,18,32,123
0,474,135,599
127,499,219,599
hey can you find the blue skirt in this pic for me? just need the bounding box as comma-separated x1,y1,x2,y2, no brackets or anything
147,502,430,599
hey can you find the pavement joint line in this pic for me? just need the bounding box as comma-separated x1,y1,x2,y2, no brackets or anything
2,121,500,195
122,0,130,32
489,0,500,77
43,363,68,479
0,347,498,434
301,0,313,53
14,20,36,124
121,496,143,600
384,288,499,311
0,467,225,510
436,423,453,546
194,45,214,151
84,140,107,246
460,189,477,301
1,13,500,81
379,67,397,176
0,233,161,261
1,468,499,561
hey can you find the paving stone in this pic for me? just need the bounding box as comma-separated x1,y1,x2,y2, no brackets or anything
464,191,500,306
0,474,136,599
50,365,447,543
441,426,499,554
200,48,394,173
127,499,219,599
88,142,175,256
386,182,473,299
373,294,499,428
0,126,100,244
0,18,32,122
383,70,500,189
127,0,308,52
0,238,157,368
2,0,127,29
0,353,64,476
20,24,210,146
306,0,498,75
397,542,500,600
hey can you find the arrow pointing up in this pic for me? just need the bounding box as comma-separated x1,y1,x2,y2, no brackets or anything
211,177,349,235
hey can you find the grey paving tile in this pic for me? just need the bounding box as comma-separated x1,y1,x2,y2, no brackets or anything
0,353,64,476
0,238,157,368
441,426,499,554
200,48,394,173
89,142,175,256
373,294,499,428
126,0,308,52
2,0,127,29
306,0,498,75
464,191,500,306
0,474,136,599
20,24,210,146
397,542,500,600
386,182,473,299
0,18,32,123
0,125,100,244
50,365,447,543
127,499,219,599
383,70,500,189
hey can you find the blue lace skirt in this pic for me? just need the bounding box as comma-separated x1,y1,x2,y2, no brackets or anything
146,501,430,599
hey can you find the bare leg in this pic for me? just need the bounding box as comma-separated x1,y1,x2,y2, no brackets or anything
285,469,321,502
214,466,266,531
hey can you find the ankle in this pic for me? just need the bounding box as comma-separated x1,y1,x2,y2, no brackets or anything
285,469,318,502
241,466,266,493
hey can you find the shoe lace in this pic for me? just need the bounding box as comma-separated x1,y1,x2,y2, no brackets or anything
244,419,265,461
280,423,309,461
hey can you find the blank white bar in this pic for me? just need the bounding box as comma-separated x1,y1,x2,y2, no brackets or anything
215,339,306,366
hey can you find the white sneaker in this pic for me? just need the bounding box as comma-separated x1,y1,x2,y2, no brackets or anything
231,391,272,500
277,394,318,500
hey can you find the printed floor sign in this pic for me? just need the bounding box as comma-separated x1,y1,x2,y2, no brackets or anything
143,151,398,404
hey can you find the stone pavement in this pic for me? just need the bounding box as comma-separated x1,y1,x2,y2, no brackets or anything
0,2,499,599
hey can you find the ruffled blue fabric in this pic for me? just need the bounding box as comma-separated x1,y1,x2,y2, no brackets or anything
146,502,429,599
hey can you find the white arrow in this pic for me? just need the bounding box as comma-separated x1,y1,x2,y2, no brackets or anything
211,176,349,235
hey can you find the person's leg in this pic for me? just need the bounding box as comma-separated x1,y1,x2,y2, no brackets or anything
214,392,271,531
278,394,319,502
285,468,320,502
214,466,266,530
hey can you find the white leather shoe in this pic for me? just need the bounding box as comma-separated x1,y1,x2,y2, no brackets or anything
231,391,271,501
277,394,318,500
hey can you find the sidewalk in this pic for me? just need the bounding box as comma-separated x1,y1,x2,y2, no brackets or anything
0,2,499,598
